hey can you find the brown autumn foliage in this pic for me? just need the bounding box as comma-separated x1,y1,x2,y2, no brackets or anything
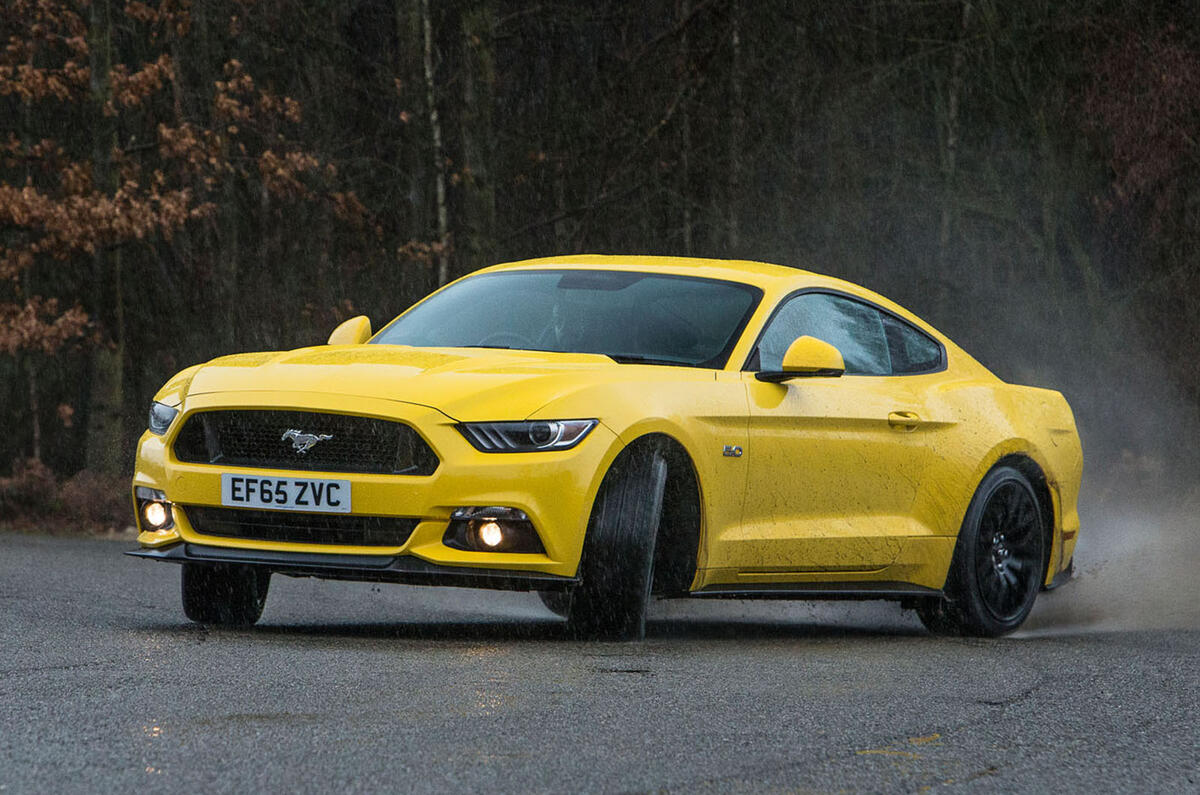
55,468,132,530
0,297,88,355
0,457,129,532
1,0,370,495
1,2,201,369
1084,25,1200,231
0,456,55,515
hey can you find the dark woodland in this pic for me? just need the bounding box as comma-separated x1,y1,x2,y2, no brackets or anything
2,0,1198,518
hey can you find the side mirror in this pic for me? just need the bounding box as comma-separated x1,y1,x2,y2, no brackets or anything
327,315,372,345
755,335,845,383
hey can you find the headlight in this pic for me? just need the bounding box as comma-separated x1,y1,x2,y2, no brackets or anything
457,419,597,452
148,401,178,435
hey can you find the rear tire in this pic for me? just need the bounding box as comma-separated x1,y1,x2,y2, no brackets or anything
918,465,1046,637
181,562,271,627
567,443,668,641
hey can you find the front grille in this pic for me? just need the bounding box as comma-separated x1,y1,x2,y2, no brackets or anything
184,505,419,547
172,409,438,475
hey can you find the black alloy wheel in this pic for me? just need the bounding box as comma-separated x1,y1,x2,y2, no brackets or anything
918,465,1046,637
974,480,1043,622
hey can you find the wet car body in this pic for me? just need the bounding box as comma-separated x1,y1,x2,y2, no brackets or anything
129,255,1082,638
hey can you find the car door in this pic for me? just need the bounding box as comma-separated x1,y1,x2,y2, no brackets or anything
707,291,943,576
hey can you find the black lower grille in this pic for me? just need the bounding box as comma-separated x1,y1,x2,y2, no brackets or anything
184,505,419,547
172,409,438,475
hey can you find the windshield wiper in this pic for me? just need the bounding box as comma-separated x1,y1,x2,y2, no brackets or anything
605,353,690,367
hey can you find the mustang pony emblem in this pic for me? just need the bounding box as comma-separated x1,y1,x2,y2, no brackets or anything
281,428,333,454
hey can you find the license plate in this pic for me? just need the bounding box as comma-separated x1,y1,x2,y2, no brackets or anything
220,474,351,513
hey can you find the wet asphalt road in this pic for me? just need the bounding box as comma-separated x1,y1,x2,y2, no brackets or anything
1,534,1197,794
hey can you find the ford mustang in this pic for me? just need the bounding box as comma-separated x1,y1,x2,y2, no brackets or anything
129,255,1082,639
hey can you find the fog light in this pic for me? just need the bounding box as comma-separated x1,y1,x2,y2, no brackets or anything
477,520,504,548
134,486,175,532
443,506,545,554
143,501,169,529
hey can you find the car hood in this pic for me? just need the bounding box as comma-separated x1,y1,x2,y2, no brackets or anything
182,345,637,422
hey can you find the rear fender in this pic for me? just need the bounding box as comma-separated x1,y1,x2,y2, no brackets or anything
960,390,1082,585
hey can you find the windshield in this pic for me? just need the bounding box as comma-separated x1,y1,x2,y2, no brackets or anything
371,269,762,368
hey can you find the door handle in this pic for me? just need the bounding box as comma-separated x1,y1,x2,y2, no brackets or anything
887,410,922,432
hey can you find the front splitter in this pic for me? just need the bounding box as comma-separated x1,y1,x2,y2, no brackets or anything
126,542,578,592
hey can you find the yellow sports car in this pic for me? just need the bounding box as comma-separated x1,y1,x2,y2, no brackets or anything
129,255,1081,639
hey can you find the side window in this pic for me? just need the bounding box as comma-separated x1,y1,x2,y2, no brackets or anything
754,293,892,376
881,314,943,374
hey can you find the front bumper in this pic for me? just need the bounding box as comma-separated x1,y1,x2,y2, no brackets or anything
132,390,620,580
126,543,578,591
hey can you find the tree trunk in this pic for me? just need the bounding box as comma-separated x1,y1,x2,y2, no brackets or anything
395,0,429,292
678,0,693,256
554,159,569,251
937,1,973,275
419,0,451,286
26,356,40,463
458,3,496,273
85,0,126,476
21,44,39,463
727,0,744,254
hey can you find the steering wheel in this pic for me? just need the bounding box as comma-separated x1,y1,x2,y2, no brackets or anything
477,330,534,349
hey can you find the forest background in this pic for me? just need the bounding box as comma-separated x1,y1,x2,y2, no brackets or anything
2,0,1198,528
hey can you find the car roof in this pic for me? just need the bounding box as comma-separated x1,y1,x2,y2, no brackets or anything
475,255,970,360
477,254,856,294
430,254,993,378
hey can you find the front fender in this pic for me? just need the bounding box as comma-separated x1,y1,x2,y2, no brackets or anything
529,372,750,573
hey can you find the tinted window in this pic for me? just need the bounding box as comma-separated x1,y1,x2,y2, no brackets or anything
754,293,892,375
371,269,761,369
881,314,943,374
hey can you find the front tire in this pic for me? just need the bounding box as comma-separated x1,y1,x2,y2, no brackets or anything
567,443,668,641
918,465,1046,637
537,589,572,618
181,562,271,627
